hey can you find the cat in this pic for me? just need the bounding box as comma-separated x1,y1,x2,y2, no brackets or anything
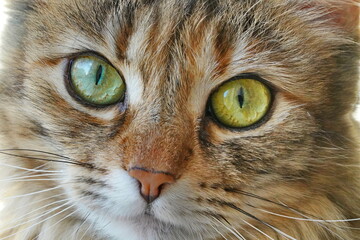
0,0,359,239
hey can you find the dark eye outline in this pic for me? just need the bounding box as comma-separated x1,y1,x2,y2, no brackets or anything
206,73,276,132
65,51,127,109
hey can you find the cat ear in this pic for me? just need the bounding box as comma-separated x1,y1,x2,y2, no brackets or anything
328,1,359,32
317,0,359,33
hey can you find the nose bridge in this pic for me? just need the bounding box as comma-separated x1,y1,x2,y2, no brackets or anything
123,78,194,174
124,116,193,202
131,123,191,175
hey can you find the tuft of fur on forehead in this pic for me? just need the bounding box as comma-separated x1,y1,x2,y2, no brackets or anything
0,0,359,240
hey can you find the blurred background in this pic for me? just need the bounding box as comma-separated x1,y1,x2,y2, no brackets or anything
0,0,5,213
0,0,7,50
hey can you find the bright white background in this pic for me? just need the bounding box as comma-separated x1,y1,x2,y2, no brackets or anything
0,0,6,212
0,0,7,49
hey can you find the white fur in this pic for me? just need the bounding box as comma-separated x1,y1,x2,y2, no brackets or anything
63,170,213,240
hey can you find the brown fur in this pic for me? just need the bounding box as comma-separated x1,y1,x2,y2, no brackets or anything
0,0,359,239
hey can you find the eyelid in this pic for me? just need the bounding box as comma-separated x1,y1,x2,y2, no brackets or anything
67,51,118,70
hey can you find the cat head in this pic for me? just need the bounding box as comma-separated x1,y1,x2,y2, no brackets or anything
0,0,359,239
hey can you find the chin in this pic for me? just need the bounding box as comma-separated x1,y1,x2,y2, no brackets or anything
83,211,212,240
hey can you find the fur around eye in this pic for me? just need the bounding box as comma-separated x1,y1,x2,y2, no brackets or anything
0,1,359,240
69,56,126,106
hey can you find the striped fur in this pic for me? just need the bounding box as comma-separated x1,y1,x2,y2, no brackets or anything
0,0,359,239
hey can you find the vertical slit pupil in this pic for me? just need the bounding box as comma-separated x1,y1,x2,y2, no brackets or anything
95,65,103,85
238,87,245,108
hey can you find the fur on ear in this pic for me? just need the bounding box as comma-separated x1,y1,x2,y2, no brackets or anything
312,0,359,33
329,1,359,32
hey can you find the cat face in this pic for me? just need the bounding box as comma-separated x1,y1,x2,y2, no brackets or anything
0,0,359,239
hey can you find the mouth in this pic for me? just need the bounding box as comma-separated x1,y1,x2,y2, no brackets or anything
144,204,153,215
78,198,216,240
97,204,170,227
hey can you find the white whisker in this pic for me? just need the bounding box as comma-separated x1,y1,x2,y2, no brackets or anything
212,217,246,240
4,186,62,200
242,219,275,240
79,215,94,240
48,208,79,229
261,222,297,240
0,173,65,182
6,163,55,180
0,201,79,240
7,192,67,217
0,149,71,160
253,207,348,240
0,200,71,235
6,198,69,227
1,178,64,183
209,222,229,240
256,208,360,223
75,212,91,237
275,201,360,232
0,162,62,173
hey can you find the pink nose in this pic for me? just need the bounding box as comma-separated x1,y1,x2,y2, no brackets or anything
128,168,175,203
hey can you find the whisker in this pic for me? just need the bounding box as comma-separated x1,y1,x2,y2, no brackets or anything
5,198,69,228
76,212,91,237
209,222,229,240
228,224,247,240
0,173,65,182
212,217,246,240
3,186,62,200
214,217,247,240
0,162,62,173
0,152,99,171
0,149,71,160
218,201,298,240
232,188,360,237
277,201,360,230
0,163,57,184
0,201,80,240
225,189,336,226
6,192,67,217
253,207,360,223
0,199,71,235
1,178,64,183
48,208,79,229
248,205,349,239
241,218,275,240
79,215,94,240
240,224,263,239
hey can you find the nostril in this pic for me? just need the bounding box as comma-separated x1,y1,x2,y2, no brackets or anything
128,168,175,203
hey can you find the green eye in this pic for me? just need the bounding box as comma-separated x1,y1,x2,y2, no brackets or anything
70,56,126,106
210,78,271,128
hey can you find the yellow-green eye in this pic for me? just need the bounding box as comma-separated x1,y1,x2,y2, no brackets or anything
210,78,271,128
70,56,126,106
